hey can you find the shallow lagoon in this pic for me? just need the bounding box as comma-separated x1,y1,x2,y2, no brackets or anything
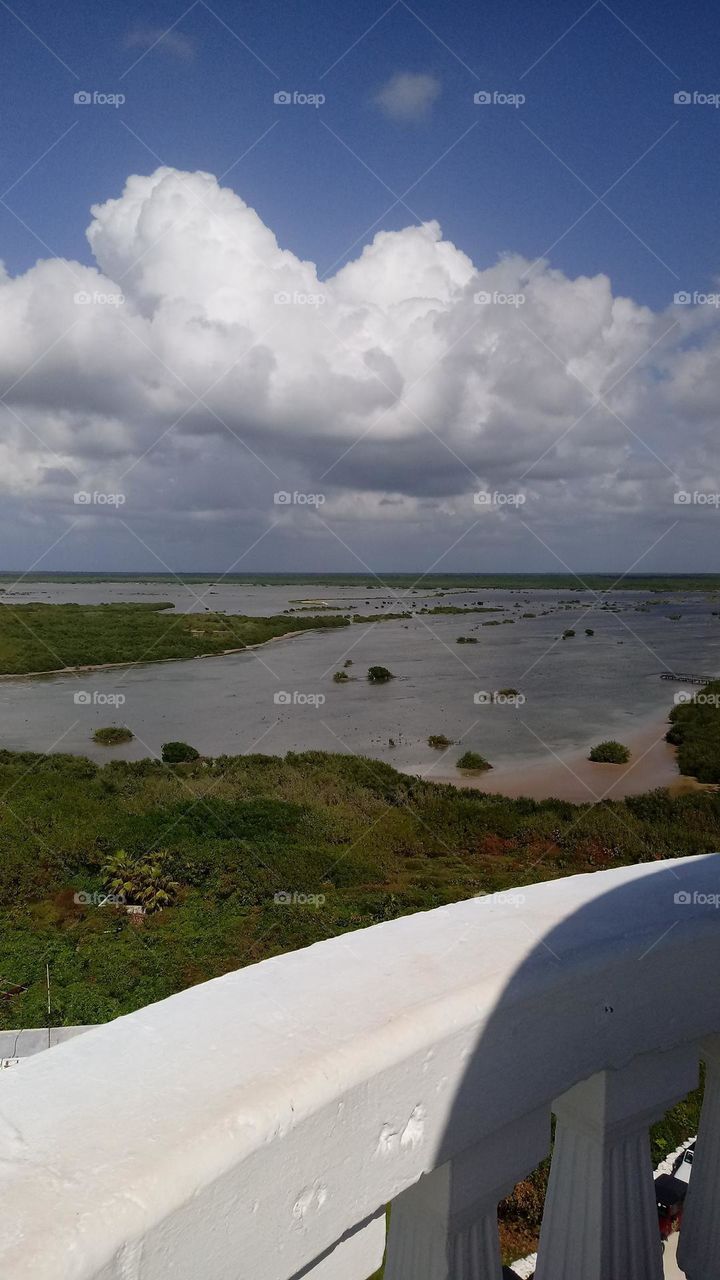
0,582,718,776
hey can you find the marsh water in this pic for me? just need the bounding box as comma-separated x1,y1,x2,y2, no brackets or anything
0,580,718,784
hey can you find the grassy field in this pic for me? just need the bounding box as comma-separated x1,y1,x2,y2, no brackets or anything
0,603,351,675
0,745,710,1265
3,571,720,590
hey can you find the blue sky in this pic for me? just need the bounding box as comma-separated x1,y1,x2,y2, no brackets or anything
1,0,720,572
1,0,718,308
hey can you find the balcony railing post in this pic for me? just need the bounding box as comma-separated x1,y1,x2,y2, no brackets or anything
677,1034,720,1280
534,1045,698,1280
383,1107,549,1280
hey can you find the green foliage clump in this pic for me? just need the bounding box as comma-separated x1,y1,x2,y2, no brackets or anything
589,740,630,764
103,849,179,914
562,629,576,639
93,726,133,746
332,671,350,683
367,666,394,683
428,735,453,749
456,750,492,771
161,741,200,764
667,681,720,782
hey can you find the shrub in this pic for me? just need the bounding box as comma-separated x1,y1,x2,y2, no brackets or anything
456,636,478,644
585,628,595,636
333,671,350,683
456,750,492,771
102,849,179,914
161,741,200,763
367,666,394,683
563,629,576,639
93,726,133,746
589,740,630,764
428,734,453,749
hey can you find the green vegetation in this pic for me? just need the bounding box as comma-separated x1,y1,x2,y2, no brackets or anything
0,603,351,675
456,635,478,644
8,571,720,591
367,666,394,683
332,671,350,683
161,741,200,764
456,750,492,771
589,740,631,764
667,682,720,782
428,735,453,749
0,742,709,1260
4,745,720,1032
562,629,576,639
92,726,133,746
103,850,179,914
585,628,595,636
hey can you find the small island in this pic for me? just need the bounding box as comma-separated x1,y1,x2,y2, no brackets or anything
367,666,395,683
93,726,134,746
588,740,630,764
456,750,492,772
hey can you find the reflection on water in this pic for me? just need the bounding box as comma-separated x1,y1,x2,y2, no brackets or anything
0,582,718,772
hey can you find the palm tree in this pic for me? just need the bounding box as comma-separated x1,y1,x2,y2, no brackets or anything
102,850,179,914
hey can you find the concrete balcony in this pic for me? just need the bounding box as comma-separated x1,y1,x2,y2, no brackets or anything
1,855,720,1279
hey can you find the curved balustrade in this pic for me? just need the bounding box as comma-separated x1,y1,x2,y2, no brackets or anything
1,855,720,1279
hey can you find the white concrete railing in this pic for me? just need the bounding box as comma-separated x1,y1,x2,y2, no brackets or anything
1,855,720,1279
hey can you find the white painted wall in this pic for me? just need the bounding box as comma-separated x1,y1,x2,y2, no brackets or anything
0,855,718,1279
